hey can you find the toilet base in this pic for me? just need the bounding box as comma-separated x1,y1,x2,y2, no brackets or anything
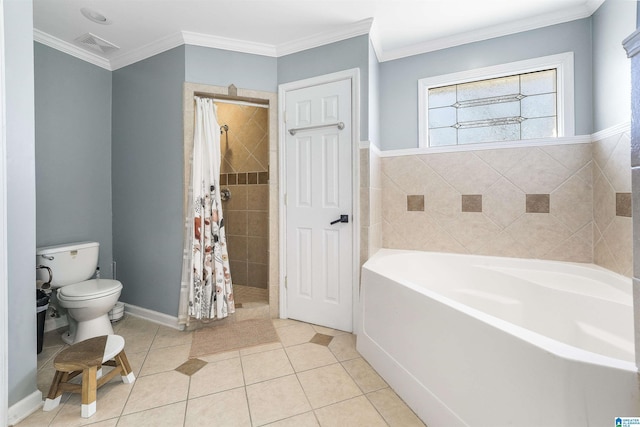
62,313,115,344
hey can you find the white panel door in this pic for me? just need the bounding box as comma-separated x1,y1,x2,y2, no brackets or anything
285,79,353,332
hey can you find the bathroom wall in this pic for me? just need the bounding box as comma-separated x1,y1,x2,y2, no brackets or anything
6,0,38,408
379,18,593,150
360,145,382,266
185,45,277,93
34,43,114,277
278,35,370,141
112,46,186,316
593,127,633,277
217,103,270,289
381,143,593,262
368,40,381,149
592,0,635,132
113,45,279,317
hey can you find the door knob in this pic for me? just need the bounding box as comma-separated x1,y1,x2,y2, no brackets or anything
330,215,349,225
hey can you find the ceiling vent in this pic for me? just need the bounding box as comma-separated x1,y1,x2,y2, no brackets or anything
74,33,119,55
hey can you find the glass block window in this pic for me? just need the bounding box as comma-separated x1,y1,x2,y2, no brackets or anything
418,53,574,149
428,69,556,147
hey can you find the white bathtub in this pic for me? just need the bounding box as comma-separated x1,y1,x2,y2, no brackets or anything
357,249,639,427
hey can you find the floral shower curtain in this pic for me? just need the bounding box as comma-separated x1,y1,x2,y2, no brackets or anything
179,97,234,325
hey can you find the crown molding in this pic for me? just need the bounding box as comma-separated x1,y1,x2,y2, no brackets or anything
276,18,373,57
623,28,640,59
109,32,184,70
182,31,277,57
379,1,604,62
33,29,112,70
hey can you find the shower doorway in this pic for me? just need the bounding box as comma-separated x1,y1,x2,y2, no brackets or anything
216,101,269,307
183,82,279,320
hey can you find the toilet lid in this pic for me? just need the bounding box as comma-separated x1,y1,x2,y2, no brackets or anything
58,279,122,300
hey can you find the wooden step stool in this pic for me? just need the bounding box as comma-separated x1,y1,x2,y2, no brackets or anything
43,335,135,418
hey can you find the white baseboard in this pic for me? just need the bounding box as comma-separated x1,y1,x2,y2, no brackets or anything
123,303,183,331
8,390,43,426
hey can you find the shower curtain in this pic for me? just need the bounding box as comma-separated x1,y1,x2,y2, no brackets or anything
179,97,234,325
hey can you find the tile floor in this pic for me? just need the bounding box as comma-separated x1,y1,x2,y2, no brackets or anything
18,315,425,426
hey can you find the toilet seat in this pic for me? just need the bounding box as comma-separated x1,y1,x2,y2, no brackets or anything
58,279,122,301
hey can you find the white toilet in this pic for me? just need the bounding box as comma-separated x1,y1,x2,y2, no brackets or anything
36,241,122,345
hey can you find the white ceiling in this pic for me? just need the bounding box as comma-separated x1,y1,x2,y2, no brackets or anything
33,0,606,70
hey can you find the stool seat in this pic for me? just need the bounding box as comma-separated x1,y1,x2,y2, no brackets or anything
43,335,135,418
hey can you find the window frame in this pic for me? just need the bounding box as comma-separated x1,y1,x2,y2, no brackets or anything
418,52,575,149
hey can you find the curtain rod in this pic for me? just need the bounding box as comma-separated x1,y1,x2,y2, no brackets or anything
194,92,269,109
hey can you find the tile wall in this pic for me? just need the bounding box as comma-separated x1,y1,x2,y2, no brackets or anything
593,129,633,277
360,145,382,266
381,143,597,264
217,104,270,289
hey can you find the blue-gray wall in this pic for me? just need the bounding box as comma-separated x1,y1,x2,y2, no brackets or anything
368,41,381,148
379,18,593,150
592,0,635,131
34,43,114,277
278,35,370,140
6,0,37,408
112,46,185,315
185,45,277,92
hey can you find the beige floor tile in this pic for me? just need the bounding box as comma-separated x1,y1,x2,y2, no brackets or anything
189,357,245,398
297,363,362,409
150,326,193,349
122,370,189,415
285,343,337,372
37,344,64,368
239,341,283,356
122,350,147,379
16,401,64,427
50,381,134,427
37,358,59,394
82,418,118,426
119,330,156,355
242,348,294,384
272,318,303,329
314,396,387,427
342,357,387,393
116,401,186,427
199,349,240,363
138,343,190,377
185,388,251,427
246,374,311,426
264,411,319,427
276,323,317,347
327,334,359,361
311,325,347,337
367,388,425,427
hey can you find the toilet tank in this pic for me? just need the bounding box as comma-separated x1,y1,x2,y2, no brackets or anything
36,241,99,287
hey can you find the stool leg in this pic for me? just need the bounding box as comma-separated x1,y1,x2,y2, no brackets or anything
80,366,97,418
43,370,64,411
115,350,135,384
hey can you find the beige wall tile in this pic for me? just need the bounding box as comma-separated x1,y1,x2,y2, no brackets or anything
461,195,482,212
602,133,632,192
475,146,532,175
504,148,572,194
602,216,633,275
483,177,526,228
593,132,622,169
505,214,572,258
593,166,617,235
420,151,501,194
617,192,633,217
551,175,593,232
541,143,592,174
